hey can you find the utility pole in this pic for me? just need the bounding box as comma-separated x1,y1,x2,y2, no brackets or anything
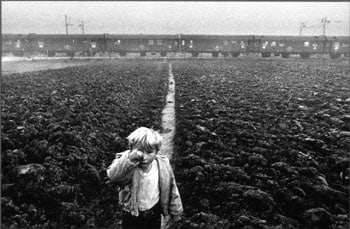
321,17,343,36
299,22,306,36
79,20,85,34
321,17,331,36
65,14,73,35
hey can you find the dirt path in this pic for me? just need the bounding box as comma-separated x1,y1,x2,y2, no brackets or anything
159,63,176,159
158,62,176,228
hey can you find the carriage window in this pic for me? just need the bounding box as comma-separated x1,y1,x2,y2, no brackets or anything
174,41,178,45
115,40,121,45
312,44,318,50
304,41,310,47
91,42,97,48
182,40,185,46
6,40,12,45
232,40,237,44
189,40,193,48
279,43,285,47
157,40,162,45
240,41,245,48
223,40,228,45
148,40,154,45
83,40,88,44
271,41,276,47
262,41,268,48
342,43,349,47
38,41,44,48
16,40,21,48
334,42,340,50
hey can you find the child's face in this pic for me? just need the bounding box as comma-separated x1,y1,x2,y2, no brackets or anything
137,148,157,169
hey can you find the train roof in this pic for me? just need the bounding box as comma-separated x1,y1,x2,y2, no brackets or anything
2,33,106,40
180,34,251,40
30,34,105,40
327,36,350,41
105,34,179,39
2,34,29,39
254,35,328,40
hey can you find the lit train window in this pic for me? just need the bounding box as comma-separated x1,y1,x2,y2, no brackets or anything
304,41,310,47
262,41,268,49
189,40,193,48
279,43,285,47
91,42,97,48
16,40,21,48
38,41,44,48
148,40,154,45
223,40,228,45
182,40,185,46
271,41,276,47
115,40,121,45
312,44,318,50
334,42,340,50
157,40,162,45
240,41,245,48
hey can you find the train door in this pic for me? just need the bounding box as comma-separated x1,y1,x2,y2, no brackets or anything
248,37,260,53
247,38,255,52
248,37,261,53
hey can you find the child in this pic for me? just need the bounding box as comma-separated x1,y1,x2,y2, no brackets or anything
107,127,183,229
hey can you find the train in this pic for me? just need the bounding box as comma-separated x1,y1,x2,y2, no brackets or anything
2,33,349,59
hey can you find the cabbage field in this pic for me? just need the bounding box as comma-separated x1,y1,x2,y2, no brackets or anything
1,58,349,228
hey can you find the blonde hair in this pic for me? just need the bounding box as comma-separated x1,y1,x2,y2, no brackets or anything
127,127,162,152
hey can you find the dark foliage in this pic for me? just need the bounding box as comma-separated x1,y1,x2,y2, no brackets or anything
1,61,168,228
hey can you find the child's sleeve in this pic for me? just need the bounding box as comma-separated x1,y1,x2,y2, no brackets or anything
169,169,184,220
106,151,137,185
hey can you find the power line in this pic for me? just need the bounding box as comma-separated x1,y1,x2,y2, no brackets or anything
299,17,346,36
65,15,86,34
65,14,73,35
79,20,85,34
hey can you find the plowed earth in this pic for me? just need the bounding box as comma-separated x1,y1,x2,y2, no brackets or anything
1,58,349,229
1,61,168,228
172,59,350,228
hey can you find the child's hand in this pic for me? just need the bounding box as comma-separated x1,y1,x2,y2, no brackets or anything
128,149,143,164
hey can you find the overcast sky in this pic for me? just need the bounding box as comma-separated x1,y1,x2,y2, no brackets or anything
2,1,349,36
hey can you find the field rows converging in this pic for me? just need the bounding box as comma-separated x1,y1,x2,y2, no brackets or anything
1,59,349,228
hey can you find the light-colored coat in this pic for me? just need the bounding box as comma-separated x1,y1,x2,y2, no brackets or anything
107,150,183,219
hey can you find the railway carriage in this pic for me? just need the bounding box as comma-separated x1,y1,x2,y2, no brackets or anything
26,34,75,57
252,35,289,57
106,34,179,57
253,35,327,58
2,33,349,59
327,36,350,58
72,34,107,56
2,34,29,57
180,34,251,57
227,35,252,57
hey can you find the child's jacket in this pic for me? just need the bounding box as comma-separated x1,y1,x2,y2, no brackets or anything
107,150,183,219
